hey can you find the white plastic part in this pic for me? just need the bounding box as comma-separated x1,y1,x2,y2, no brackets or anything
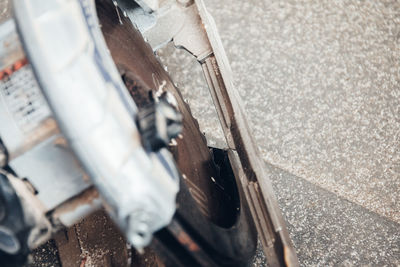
13,0,179,250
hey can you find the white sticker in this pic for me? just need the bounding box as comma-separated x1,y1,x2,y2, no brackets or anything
0,64,52,135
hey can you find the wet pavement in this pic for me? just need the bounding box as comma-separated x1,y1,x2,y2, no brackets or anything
158,0,400,265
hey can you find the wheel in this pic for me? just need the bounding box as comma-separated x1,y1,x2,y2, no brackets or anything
95,1,257,266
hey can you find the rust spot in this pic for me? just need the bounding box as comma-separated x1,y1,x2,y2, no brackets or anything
53,136,68,148
0,57,28,80
52,187,100,218
8,118,60,159
177,231,200,252
24,118,59,147
80,257,87,267
13,58,28,71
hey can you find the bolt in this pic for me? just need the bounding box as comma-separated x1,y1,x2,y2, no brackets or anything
128,214,152,250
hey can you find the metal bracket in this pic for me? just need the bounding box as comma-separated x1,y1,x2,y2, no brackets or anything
120,0,211,58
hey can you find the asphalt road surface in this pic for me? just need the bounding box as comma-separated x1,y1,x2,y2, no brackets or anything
158,0,400,265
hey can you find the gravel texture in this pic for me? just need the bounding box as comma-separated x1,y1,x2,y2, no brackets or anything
157,0,400,265
159,0,400,224
266,163,399,266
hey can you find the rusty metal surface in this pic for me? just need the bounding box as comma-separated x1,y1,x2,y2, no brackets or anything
51,188,99,218
31,210,162,267
55,210,130,267
53,228,81,267
51,187,102,227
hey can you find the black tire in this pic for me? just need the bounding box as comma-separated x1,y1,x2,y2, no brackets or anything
154,148,257,267
95,1,257,266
